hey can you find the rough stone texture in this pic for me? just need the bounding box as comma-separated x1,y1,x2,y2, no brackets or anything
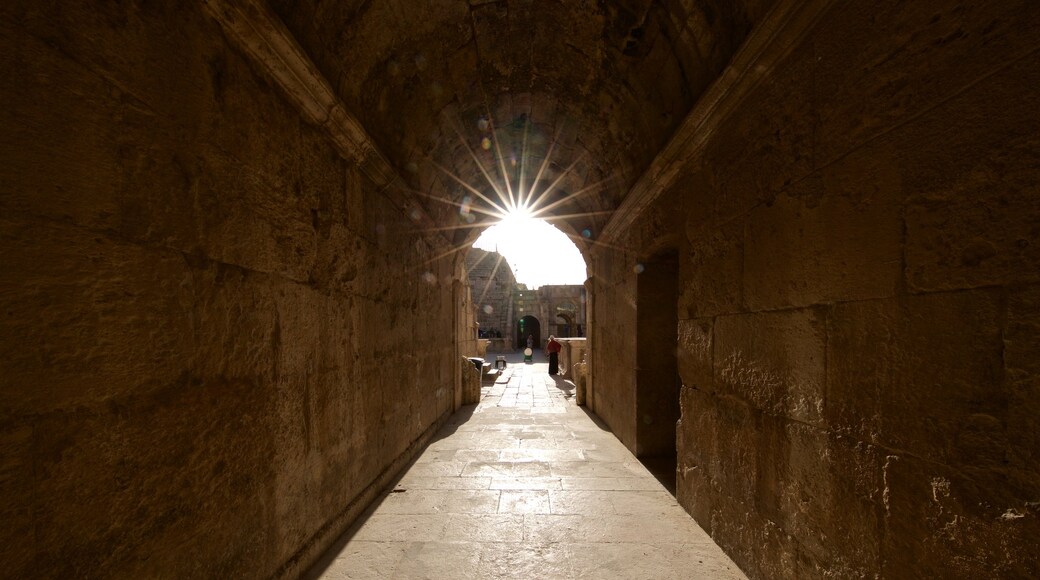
715,308,826,428
588,243,639,450
666,2,1040,578
466,248,517,339
0,2,458,577
460,357,481,405
266,0,775,244
536,285,588,339
4,0,1040,578
590,189,680,455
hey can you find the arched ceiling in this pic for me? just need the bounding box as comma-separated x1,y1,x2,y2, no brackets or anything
269,0,774,248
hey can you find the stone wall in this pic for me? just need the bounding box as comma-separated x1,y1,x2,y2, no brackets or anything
589,192,680,453
0,2,456,577
538,285,587,338
677,2,1040,577
594,1,1040,577
465,248,515,340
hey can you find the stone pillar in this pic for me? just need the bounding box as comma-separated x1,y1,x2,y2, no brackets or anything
461,357,481,405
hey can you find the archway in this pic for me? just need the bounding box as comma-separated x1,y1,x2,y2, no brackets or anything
517,315,541,351
555,301,579,337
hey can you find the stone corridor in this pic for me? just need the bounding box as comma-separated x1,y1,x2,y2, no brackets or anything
308,355,744,579
4,1,1040,577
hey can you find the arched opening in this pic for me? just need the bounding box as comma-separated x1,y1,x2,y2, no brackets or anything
554,301,581,337
556,312,575,337
635,249,681,495
465,212,589,355
517,315,541,351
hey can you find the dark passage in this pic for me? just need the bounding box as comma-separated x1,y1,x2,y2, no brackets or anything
635,250,681,495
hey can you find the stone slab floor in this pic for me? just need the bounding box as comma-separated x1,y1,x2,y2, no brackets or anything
308,354,745,579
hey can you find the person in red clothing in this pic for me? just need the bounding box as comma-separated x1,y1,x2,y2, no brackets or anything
546,335,562,375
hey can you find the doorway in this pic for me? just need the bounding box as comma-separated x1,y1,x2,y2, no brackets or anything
516,315,541,351
635,250,680,494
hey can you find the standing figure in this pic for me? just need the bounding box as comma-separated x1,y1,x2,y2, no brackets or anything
546,335,562,375
526,334,534,349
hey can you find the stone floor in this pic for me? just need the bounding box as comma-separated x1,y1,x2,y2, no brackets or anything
308,353,746,579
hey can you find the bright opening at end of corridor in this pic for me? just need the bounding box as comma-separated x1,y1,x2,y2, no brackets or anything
474,212,586,289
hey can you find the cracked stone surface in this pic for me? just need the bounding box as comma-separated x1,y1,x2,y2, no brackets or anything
308,354,744,579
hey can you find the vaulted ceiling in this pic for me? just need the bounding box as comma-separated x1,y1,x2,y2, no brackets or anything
269,0,774,246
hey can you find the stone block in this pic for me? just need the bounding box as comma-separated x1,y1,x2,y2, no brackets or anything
31,376,278,577
703,38,817,216
0,219,195,417
677,391,758,510
903,114,1040,291
1005,285,1040,493
461,357,481,404
310,223,362,295
707,494,796,580
0,422,34,572
882,454,1040,578
188,265,279,381
713,308,826,425
0,16,196,247
676,389,716,490
826,290,1003,463
813,36,1040,293
677,167,715,234
681,398,884,578
812,0,1040,166
679,220,743,318
192,152,318,282
743,184,901,311
677,317,713,392
777,423,883,578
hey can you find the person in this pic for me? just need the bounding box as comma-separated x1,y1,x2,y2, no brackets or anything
526,334,534,349
546,335,562,375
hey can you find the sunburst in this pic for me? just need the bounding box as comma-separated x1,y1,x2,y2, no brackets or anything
406,109,618,288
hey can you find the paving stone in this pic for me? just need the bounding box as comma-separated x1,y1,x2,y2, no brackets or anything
498,490,551,515
309,360,744,579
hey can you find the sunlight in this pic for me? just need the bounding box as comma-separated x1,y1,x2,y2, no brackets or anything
474,208,586,289
417,109,614,289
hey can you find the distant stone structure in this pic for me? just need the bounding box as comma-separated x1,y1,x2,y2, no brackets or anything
535,285,586,339
465,248,586,350
465,248,516,341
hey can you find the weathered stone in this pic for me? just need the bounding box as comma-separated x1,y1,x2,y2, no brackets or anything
461,357,481,405
0,2,459,576
0,219,196,416
743,184,901,311
1005,285,1040,497
896,56,1040,292
703,37,818,216
714,308,826,426
5,0,1040,578
827,290,1003,463
466,248,517,340
677,390,759,512
812,0,1040,167
777,423,882,578
0,422,34,573
677,317,713,393
679,219,744,319
883,454,1040,578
